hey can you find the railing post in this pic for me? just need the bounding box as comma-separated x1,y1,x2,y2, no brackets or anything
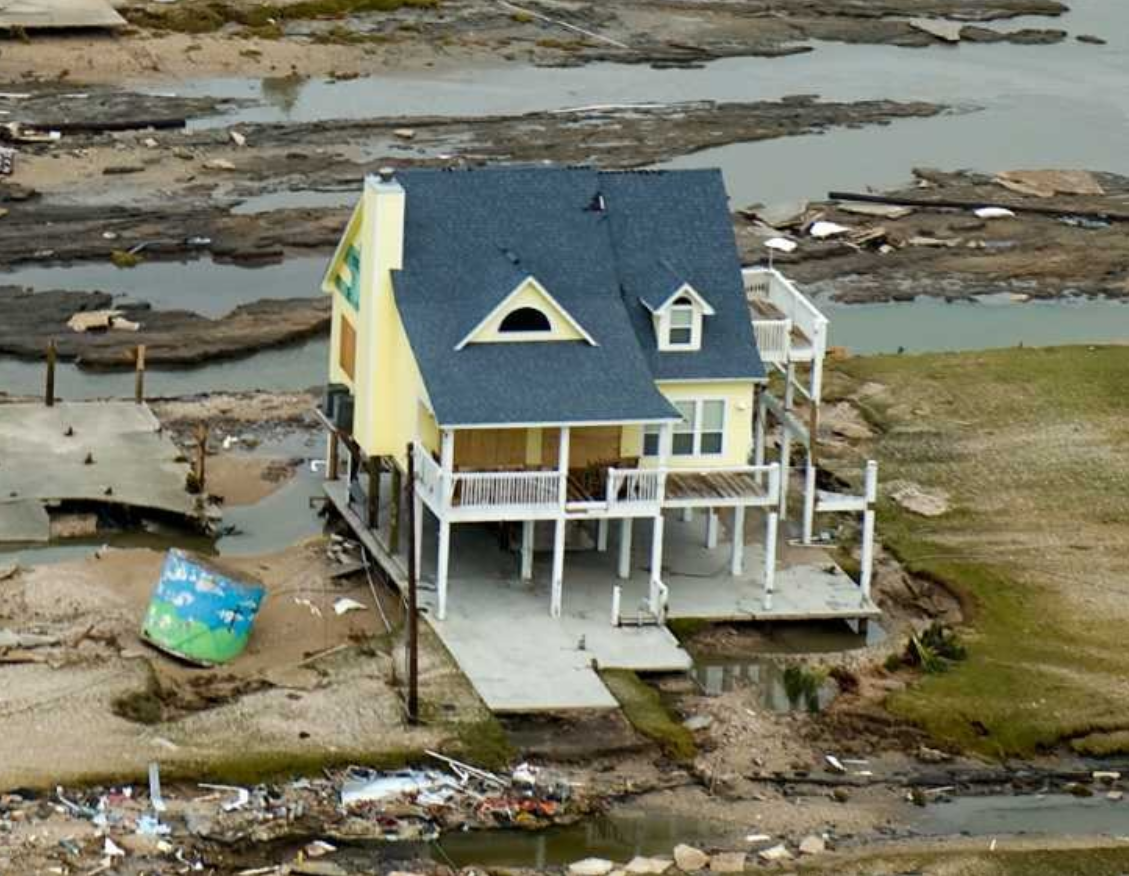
763,510,778,609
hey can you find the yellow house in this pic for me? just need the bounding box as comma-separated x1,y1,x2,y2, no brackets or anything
316,166,828,621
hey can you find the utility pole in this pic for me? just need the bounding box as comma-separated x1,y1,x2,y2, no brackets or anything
405,441,419,724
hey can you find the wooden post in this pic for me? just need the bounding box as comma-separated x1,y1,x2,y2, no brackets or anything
45,339,56,407
194,423,208,492
389,464,403,552
326,432,339,481
406,442,419,724
365,456,380,530
134,344,146,404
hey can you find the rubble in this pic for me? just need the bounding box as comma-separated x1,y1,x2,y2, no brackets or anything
673,844,710,871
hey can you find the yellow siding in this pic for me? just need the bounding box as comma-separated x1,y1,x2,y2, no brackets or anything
620,424,644,458
417,403,440,457
646,380,757,469
468,279,586,343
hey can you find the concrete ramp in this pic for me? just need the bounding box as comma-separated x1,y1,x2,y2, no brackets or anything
0,0,126,30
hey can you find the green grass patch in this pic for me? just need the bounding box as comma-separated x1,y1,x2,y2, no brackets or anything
831,346,1129,759
796,844,1129,876
1071,730,1129,757
601,669,695,763
665,617,711,643
125,0,436,35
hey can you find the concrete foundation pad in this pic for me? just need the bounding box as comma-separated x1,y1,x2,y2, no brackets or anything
324,478,878,713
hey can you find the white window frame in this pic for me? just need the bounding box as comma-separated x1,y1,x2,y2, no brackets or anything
644,398,726,458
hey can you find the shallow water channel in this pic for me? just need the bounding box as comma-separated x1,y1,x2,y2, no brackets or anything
155,0,1129,207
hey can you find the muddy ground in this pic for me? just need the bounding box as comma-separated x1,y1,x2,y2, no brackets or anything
736,167,1129,303
0,0,1080,85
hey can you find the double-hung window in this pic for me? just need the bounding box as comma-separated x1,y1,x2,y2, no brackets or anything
667,302,695,347
643,399,726,458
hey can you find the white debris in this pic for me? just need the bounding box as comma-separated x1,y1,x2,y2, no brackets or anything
908,17,963,42
103,837,126,857
333,597,367,616
229,130,247,147
625,857,672,874
757,844,794,863
673,844,710,871
808,220,849,239
975,206,1016,219
569,859,615,876
203,158,236,171
799,835,826,855
764,236,797,253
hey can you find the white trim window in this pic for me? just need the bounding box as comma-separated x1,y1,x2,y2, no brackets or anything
644,399,726,458
667,300,695,347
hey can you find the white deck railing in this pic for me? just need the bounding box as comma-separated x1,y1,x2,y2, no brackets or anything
744,266,829,403
607,467,662,509
453,470,560,510
752,318,792,363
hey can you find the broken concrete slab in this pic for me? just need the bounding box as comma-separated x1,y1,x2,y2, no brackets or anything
995,169,1105,198
0,0,125,30
0,401,204,543
908,17,964,42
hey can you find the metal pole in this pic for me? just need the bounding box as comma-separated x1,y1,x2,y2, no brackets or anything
406,442,419,724
45,339,56,407
134,344,146,404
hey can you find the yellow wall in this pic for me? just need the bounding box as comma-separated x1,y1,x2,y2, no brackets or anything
467,279,587,344
643,380,757,469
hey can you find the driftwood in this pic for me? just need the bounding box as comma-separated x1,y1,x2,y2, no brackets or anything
827,190,1129,223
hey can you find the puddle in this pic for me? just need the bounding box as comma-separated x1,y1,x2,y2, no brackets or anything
231,189,357,215
431,811,728,868
691,658,839,712
153,0,1129,208
0,336,328,399
820,294,1129,355
913,793,1129,838
0,256,328,318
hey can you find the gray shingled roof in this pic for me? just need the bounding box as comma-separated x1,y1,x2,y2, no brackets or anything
391,167,764,428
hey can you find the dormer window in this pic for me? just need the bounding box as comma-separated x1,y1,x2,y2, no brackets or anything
652,284,713,352
499,307,552,334
667,297,696,347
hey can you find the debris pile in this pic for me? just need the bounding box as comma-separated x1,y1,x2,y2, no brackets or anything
0,757,574,873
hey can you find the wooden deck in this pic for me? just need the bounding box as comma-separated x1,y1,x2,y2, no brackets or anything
665,470,766,506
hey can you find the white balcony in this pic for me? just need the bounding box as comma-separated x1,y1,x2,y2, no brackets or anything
744,266,829,403
413,445,779,522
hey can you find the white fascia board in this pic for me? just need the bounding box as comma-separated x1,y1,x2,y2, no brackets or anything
438,415,681,430
646,282,716,317
454,275,598,350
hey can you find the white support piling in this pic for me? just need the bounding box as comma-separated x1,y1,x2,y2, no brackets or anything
753,391,767,484
596,518,608,552
617,517,633,579
763,510,778,609
681,507,693,523
778,428,792,518
520,520,534,580
611,585,622,626
802,452,816,544
436,519,451,621
730,505,746,576
860,508,875,603
705,509,719,550
550,517,565,618
649,513,665,579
